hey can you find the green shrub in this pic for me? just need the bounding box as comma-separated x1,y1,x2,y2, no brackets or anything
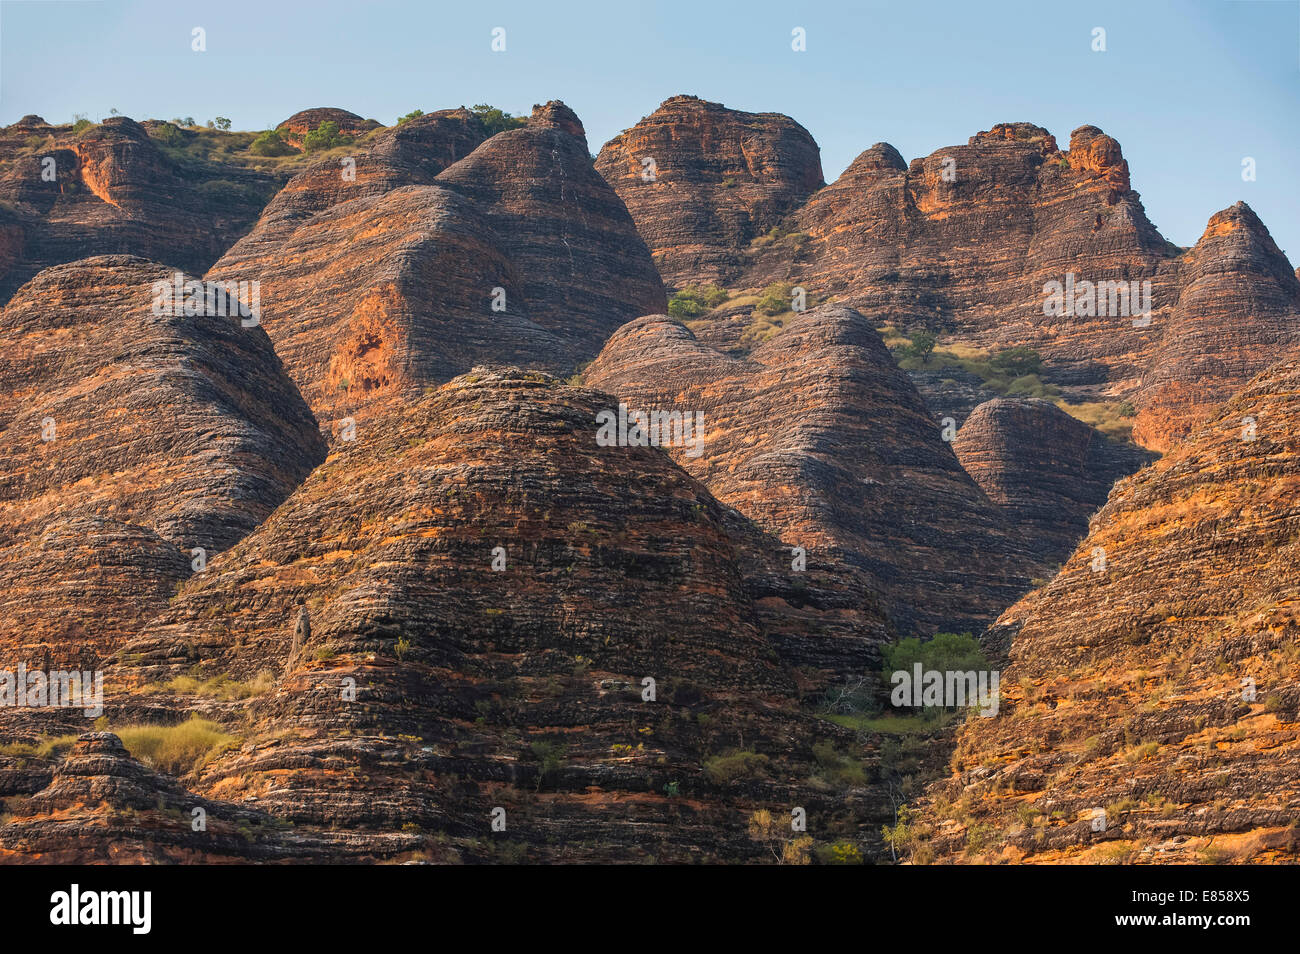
302,120,353,153
397,109,424,125
815,840,864,864
148,122,186,147
471,104,527,136
755,282,795,316
896,330,937,363
530,743,566,790
667,285,728,318
249,129,294,156
989,345,1042,377
880,632,991,713
1005,374,1055,398
882,631,989,682
811,740,867,786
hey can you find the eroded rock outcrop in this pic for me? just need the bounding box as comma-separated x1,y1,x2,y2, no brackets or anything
617,104,1300,456
437,102,666,353
211,101,663,422
1134,202,1300,450
953,399,1156,567
920,360,1300,863
766,122,1177,392
596,95,824,286
101,369,886,862
0,117,278,302
585,305,1034,639
275,107,381,148
0,732,361,863
0,257,325,664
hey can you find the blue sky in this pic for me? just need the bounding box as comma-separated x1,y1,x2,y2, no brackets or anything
2,0,1297,256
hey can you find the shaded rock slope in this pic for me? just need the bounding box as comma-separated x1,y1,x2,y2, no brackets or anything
11,369,893,863
953,399,1157,568
918,360,1300,863
585,305,1035,639
0,116,278,303
211,101,665,423
0,256,325,667
596,95,824,286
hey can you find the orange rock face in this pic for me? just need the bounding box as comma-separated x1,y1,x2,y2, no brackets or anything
49,369,888,862
0,256,324,666
1134,202,1300,451
585,305,1034,640
920,359,1300,864
603,104,1300,452
596,96,824,286
212,101,664,424
0,117,278,302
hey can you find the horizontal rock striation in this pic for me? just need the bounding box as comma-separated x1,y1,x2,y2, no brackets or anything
608,104,1299,452
954,399,1156,567
0,256,325,664
275,107,381,148
211,101,664,423
1134,202,1300,450
921,360,1300,863
585,305,1035,640
596,95,824,287
0,116,278,303
96,369,887,862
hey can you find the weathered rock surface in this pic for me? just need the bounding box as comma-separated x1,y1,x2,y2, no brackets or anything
756,122,1178,391
275,107,381,148
0,732,338,863
1134,202,1300,450
91,369,887,862
610,106,1299,452
0,256,325,664
585,305,1035,639
953,399,1156,567
211,184,571,424
596,95,824,287
437,102,666,354
211,101,663,422
0,117,278,303
919,360,1300,863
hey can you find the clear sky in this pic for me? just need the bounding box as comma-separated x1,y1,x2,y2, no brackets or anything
2,0,1297,257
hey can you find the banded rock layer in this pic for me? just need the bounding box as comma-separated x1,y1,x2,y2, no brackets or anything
922,360,1300,863
953,399,1156,569
596,95,824,286
91,369,887,862
600,101,1300,450
0,116,277,303
211,101,664,422
0,256,324,666
1134,202,1300,451
585,305,1035,639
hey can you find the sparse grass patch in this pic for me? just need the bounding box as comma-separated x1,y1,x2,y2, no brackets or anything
161,671,273,700
116,716,239,776
1056,400,1139,441
1122,740,1160,763
703,749,769,784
